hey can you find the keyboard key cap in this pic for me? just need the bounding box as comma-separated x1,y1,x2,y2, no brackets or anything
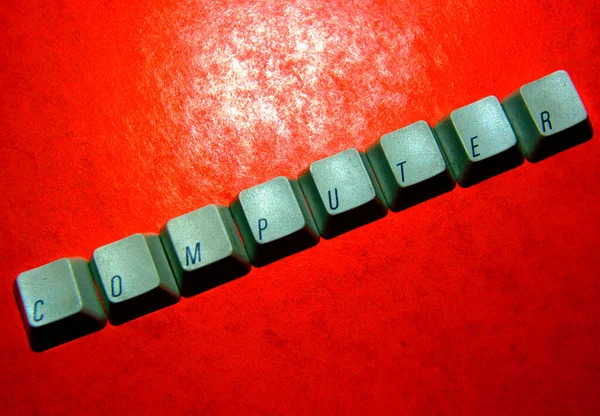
434,96,523,187
90,234,180,325
160,204,250,297
298,148,387,238
14,258,107,352
366,121,455,211
230,176,319,267
502,70,593,162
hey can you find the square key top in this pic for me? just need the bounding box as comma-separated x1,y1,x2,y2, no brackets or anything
434,96,523,187
160,204,250,297
15,258,107,352
90,234,180,325
298,148,387,239
366,121,455,211
230,176,319,267
502,70,593,162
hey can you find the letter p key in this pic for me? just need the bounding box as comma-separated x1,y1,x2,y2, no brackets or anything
230,176,319,267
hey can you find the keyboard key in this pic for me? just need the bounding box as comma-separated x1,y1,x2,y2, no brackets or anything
160,204,250,297
230,176,319,266
502,70,593,162
298,148,387,238
90,234,180,325
14,258,107,352
366,121,455,211
434,95,523,187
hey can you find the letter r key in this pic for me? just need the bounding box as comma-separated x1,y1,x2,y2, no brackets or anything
503,70,593,161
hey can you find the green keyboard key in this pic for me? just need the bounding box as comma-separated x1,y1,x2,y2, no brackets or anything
503,70,593,162
90,234,180,325
366,121,455,211
298,148,387,238
435,96,523,186
230,176,319,266
160,204,250,297
15,258,107,352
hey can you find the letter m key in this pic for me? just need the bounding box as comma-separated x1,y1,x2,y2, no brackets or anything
185,242,201,266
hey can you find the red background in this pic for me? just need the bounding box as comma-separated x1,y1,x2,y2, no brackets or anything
1,1,599,414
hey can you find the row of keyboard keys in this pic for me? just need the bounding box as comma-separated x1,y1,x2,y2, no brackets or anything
15,70,592,351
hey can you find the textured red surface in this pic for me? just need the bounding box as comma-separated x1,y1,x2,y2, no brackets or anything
1,0,599,414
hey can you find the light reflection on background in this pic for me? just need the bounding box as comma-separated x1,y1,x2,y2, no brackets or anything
145,0,426,194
